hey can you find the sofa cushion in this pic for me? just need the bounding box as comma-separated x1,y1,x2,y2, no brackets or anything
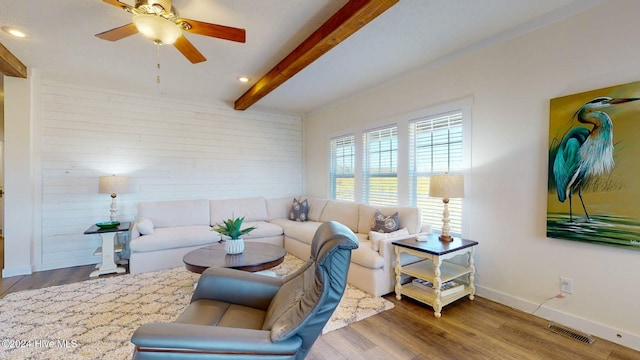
358,204,422,234
305,197,328,221
283,222,323,245
371,210,400,233
130,225,220,252
210,197,268,224
269,218,299,231
266,196,293,220
138,199,210,228
288,198,309,222
240,221,283,239
319,200,359,232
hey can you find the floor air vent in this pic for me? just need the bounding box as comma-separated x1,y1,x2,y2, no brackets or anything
547,322,595,344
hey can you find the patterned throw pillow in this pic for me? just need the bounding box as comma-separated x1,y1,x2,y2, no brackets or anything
371,210,400,233
288,198,309,222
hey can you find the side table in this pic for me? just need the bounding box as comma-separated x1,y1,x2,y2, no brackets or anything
84,222,130,277
393,235,478,318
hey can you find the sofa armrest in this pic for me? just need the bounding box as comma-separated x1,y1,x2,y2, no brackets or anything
192,267,284,310
130,220,141,240
377,234,417,261
132,323,302,357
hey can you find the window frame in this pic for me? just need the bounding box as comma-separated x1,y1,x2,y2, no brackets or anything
362,125,399,206
329,134,356,201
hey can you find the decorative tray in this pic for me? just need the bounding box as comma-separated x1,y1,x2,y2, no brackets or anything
96,221,120,229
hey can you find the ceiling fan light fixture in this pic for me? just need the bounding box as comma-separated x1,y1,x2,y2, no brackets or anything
133,14,181,45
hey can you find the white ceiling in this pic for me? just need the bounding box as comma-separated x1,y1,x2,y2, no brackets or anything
0,0,602,115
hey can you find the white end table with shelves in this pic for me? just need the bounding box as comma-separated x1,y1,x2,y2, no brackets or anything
393,235,478,318
84,222,130,277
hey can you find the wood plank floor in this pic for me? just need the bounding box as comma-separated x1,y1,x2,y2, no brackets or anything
1,266,638,360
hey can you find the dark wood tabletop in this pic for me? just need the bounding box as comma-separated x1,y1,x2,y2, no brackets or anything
84,222,131,235
393,234,478,256
183,242,287,274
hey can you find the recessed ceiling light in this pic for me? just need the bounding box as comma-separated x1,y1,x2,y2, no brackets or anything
2,26,27,38
238,76,250,83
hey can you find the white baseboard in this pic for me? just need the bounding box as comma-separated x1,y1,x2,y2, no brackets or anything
2,266,33,278
476,285,640,352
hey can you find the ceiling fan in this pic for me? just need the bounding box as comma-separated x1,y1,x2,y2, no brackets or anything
95,0,246,64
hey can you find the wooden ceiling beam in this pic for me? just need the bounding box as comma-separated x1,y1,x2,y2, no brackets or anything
234,0,398,111
0,42,27,78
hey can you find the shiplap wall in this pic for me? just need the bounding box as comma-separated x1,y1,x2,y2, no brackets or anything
39,81,303,270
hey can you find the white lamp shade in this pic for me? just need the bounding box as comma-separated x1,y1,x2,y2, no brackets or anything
429,174,464,199
99,176,129,195
133,14,182,45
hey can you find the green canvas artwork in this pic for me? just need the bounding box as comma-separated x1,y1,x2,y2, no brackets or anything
547,80,640,250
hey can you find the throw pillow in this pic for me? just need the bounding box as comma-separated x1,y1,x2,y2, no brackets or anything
368,228,410,252
288,198,309,222
371,210,400,233
137,218,154,235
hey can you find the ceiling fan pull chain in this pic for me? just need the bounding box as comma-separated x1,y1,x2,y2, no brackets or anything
156,42,161,84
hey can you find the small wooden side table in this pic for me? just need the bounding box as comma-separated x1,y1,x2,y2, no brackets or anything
393,235,478,318
84,222,130,277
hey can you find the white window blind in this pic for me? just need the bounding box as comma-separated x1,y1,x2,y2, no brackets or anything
409,111,464,234
329,135,355,201
363,126,398,206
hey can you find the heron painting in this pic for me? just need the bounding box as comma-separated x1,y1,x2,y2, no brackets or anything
547,81,640,250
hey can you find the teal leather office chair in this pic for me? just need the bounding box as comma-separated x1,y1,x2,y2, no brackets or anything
131,221,358,360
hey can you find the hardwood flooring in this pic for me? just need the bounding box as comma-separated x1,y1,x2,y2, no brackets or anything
1,266,638,360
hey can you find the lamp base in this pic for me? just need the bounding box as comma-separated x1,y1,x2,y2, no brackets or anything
439,234,454,242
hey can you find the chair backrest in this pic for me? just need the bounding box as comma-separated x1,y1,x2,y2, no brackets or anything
262,221,358,359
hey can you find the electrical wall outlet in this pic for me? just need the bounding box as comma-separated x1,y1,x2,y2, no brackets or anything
560,276,573,294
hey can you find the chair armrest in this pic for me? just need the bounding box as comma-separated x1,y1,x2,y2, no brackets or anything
192,267,284,310
131,323,302,357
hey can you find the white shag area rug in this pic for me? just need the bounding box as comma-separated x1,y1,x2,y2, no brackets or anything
0,254,393,360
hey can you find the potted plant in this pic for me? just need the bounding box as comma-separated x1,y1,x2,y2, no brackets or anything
212,216,257,254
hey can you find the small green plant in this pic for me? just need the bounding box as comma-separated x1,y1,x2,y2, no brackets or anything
212,216,257,240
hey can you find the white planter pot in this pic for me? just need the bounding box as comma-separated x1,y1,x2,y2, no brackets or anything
225,238,244,254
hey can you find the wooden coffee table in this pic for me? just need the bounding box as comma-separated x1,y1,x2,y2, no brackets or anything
183,242,287,274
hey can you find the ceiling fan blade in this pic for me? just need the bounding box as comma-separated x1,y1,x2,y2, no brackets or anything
174,35,206,63
177,18,246,43
101,0,133,11
95,23,138,41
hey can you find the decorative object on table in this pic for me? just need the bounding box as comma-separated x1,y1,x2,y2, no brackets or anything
429,173,464,242
411,278,465,297
212,215,257,254
96,221,121,229
99,175,129,222
547,80,640,251
371,209,400,233
288,197,309,221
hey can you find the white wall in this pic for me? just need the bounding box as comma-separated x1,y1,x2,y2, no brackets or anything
304,0,640,351
4,80,303,273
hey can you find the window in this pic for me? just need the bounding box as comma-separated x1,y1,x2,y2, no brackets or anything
363,126,398,206
329,135,355,201
409,111,464,234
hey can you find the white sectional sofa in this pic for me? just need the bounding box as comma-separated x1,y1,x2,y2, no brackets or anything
129,196,428,296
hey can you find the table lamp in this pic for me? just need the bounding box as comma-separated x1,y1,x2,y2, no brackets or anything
99,175,129,222
429,173,464,242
